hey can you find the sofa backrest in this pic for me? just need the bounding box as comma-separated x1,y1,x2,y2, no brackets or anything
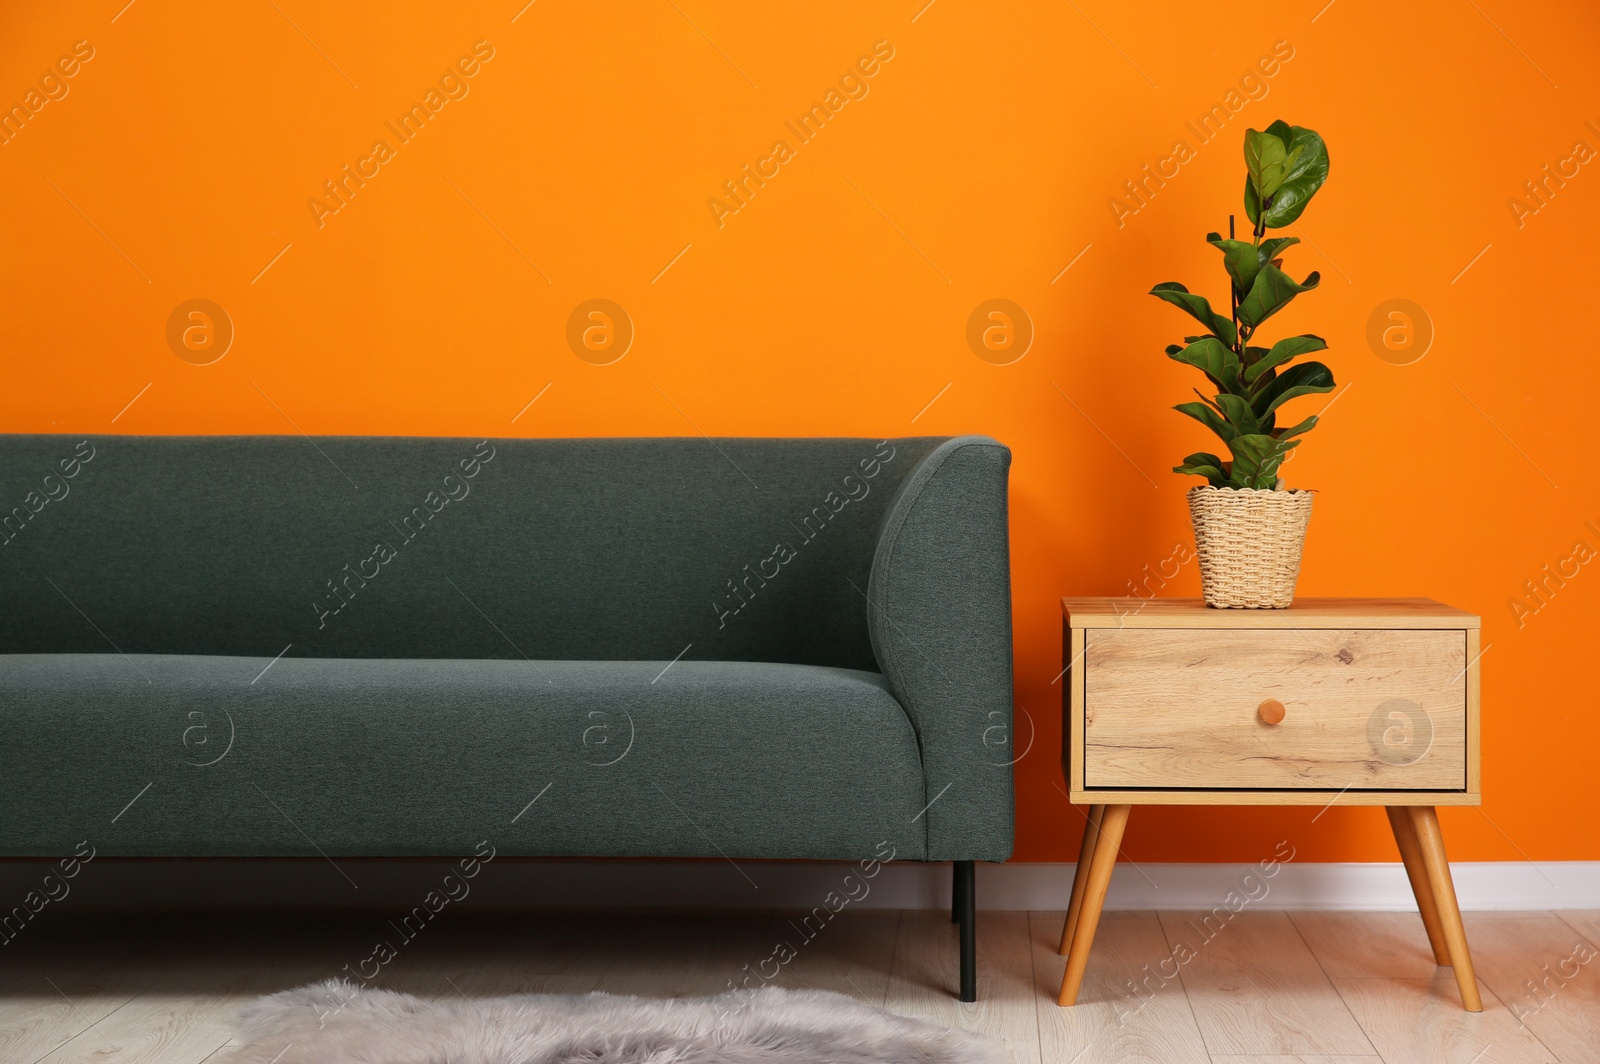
0,435,947,670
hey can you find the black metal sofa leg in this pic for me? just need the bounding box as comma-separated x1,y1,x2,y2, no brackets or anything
955,860,976,1001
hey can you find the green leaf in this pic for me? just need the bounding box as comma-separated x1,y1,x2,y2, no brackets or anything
1236,265,1321,330
1208,235,1304,298
1214,393,1261,435
1254,361,1335,419
1243,124,1329,229
1227,433,1298,490
1244,128,1288,201
1206,238,1263,295
1167,337,1242,392
1150,282,1238,347
1264,119,1295,151
1261,124,1329,227
1244,334,1328,385
1174,401,1236,444
1174,451,1228,486
1243,348,1273,389
1272,414,1319,441
1259,236,1300,263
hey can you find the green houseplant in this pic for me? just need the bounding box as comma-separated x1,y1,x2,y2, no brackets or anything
1151,120,1332,608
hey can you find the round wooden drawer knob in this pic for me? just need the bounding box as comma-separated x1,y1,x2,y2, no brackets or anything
1258,699,1287,725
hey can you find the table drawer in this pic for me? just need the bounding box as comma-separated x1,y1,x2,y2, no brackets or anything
1083,627,1467,791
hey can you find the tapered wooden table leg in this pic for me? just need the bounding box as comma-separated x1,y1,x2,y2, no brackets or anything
1057,803,1130,1006
1058,804,1105,956
1408,806,1483,1012
1387,806,1452,966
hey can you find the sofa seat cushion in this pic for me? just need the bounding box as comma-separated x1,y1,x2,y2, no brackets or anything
0,655,927,861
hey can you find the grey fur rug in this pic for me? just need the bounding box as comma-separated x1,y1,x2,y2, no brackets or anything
225,979,1006,1064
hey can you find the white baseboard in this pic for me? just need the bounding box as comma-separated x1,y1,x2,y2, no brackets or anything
982,861,1600,912
3,859,1596,911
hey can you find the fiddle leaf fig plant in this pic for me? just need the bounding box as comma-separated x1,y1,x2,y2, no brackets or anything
1153,120,1334,490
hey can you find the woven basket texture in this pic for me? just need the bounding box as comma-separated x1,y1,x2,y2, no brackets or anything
1187,485,1314,609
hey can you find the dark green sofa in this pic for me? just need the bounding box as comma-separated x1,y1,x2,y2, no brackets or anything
0,433,1014,998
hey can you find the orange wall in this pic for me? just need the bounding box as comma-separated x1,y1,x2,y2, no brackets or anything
4,1,1597,864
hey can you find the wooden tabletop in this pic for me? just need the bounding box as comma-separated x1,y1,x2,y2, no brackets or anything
1062,596,1479,629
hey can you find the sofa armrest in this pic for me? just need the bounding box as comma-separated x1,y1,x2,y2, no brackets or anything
866,436,1015,862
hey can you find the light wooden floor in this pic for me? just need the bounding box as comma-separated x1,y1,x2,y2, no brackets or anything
2,907,1596,1063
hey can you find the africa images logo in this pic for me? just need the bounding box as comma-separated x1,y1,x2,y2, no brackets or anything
307,41,496,229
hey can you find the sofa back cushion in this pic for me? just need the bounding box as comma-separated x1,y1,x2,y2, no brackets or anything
0,435,941,668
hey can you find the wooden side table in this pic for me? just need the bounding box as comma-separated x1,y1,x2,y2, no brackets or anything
1055,597,1482,1011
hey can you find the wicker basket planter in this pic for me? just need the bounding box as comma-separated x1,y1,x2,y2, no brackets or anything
1187,485,1314,609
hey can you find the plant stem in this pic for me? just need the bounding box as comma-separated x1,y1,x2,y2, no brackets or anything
1228,214,1239,354
1244,205,1267,353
